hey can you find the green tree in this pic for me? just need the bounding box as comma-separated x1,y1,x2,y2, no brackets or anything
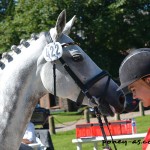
0,0,149,78
0,0,56,51
0,0,16,20
46,0,150,77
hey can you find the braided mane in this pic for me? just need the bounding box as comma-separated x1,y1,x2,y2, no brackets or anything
0,33,45,69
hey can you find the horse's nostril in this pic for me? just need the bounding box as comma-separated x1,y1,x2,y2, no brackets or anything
119,95,125,105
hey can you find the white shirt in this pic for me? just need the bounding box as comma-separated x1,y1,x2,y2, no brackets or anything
23,122,36,143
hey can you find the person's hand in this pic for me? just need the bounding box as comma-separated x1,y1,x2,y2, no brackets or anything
22,139,33,144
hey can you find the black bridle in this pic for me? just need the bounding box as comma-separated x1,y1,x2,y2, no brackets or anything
45,31,117,150
44,32,110,105
59,57,110,106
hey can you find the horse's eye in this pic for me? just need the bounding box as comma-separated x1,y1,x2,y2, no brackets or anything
72,54,83,62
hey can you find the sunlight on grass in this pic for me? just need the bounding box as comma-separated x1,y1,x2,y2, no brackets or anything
52,114,84,125
136,115,150,133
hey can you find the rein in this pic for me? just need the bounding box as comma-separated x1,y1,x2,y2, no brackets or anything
44,32,117,150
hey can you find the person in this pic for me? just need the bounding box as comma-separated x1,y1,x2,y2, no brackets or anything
19,122,36,150
21,121,47,150
117,48,150,150
22,122,37,145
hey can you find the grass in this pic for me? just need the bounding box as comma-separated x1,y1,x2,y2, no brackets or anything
136,115,150,133
53,114,84,125
51,114,150,150
52,111,84,125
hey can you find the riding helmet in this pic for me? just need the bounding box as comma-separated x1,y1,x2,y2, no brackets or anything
117,48,150,91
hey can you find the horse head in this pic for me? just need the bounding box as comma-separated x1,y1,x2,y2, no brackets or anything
0,10,125,150
37,10,125,116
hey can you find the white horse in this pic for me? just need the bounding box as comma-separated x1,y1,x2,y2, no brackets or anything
0,10,125,150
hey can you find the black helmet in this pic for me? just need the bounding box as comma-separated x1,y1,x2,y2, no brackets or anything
117,48,150,91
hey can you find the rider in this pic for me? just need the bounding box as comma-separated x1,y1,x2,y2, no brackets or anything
118,48,150,107
117,48,150,150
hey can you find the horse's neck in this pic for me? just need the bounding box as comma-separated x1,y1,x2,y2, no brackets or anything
0,34,47,149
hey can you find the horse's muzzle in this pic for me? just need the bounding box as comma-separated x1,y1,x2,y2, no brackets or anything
114,93,126,114
96,93,125,117
119,94,126,105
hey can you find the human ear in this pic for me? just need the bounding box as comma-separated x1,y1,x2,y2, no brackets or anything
145,77,150,84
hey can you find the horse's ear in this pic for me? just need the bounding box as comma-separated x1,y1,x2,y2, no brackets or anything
63,15,76,35
55,10,66,37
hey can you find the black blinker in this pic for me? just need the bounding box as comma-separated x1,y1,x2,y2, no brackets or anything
72,54,83,62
